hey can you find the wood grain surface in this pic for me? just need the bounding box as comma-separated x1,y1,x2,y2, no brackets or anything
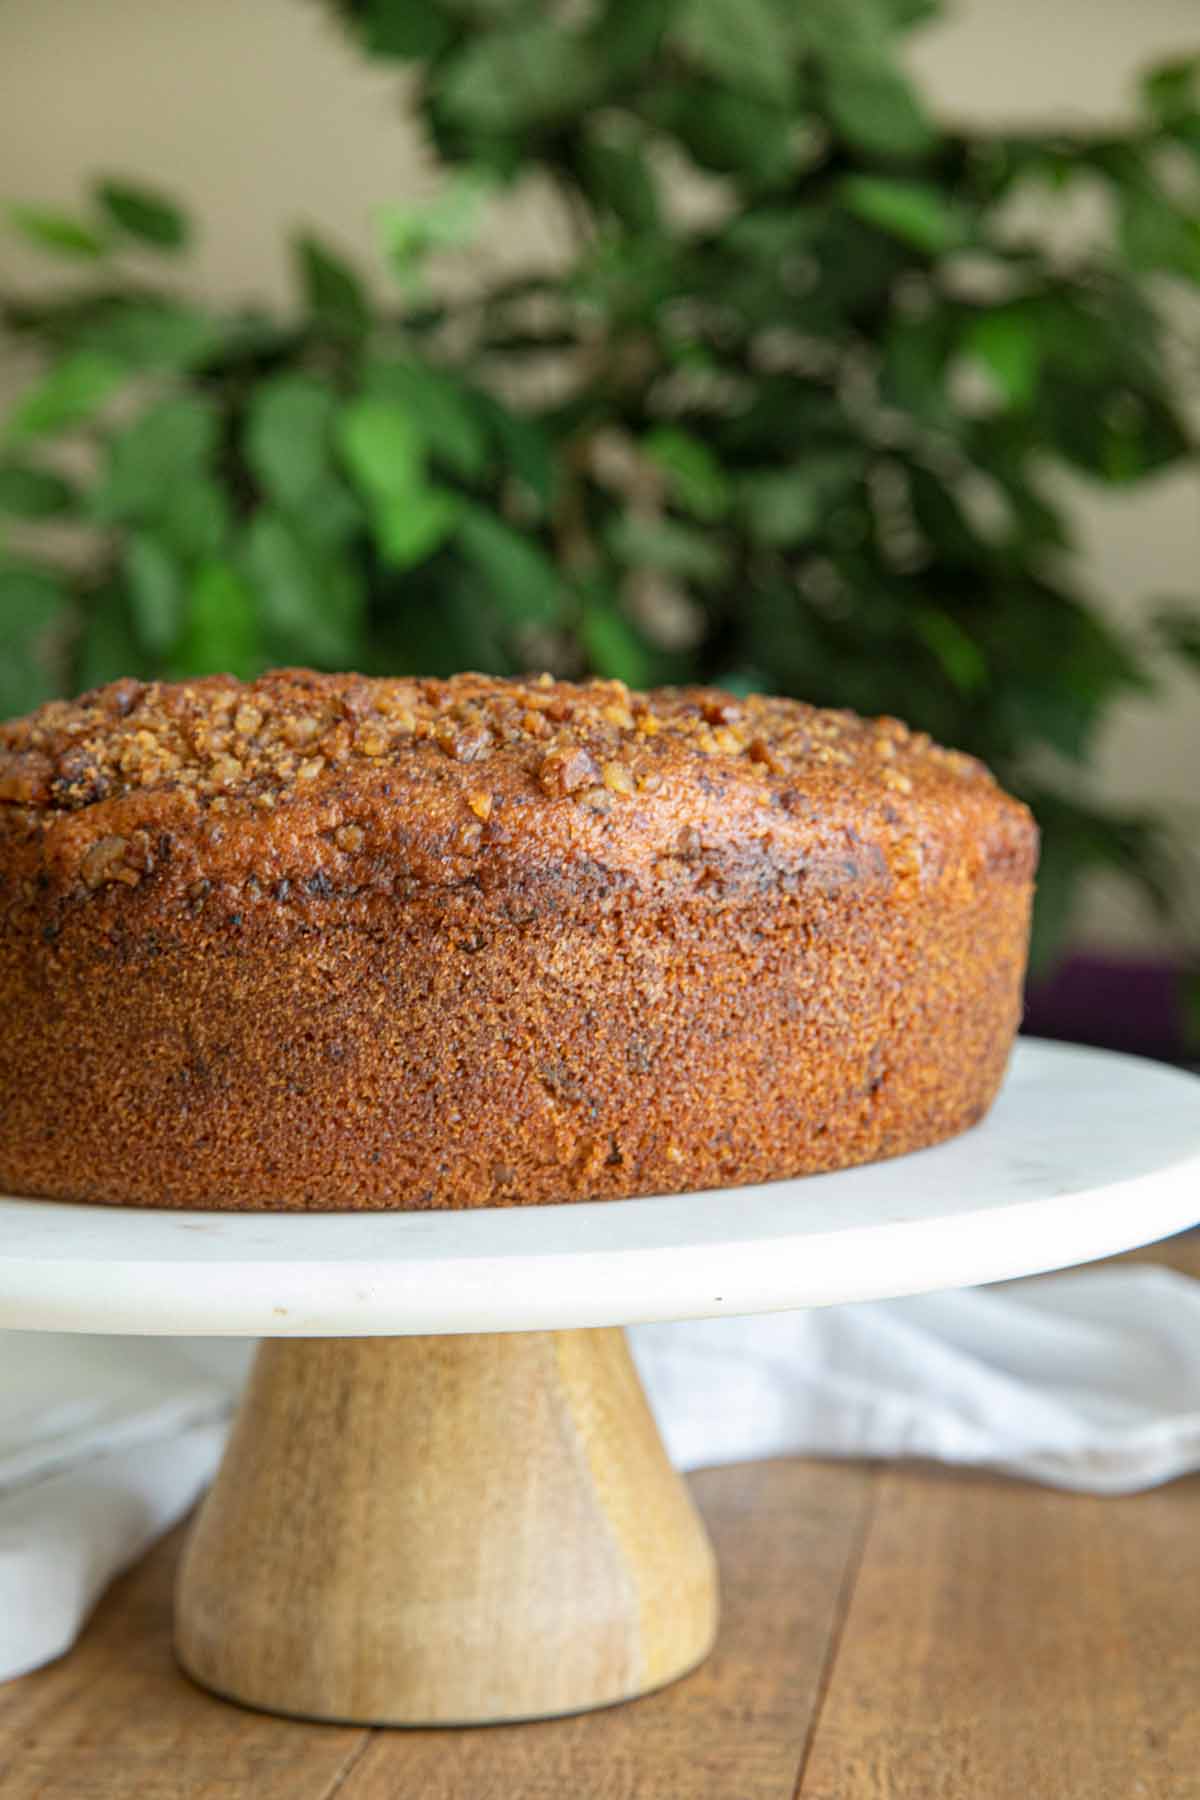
176,1329,718,1725
2,1232,1198,1797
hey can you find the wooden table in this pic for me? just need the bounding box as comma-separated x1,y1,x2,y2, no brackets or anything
3,1234,1197,1799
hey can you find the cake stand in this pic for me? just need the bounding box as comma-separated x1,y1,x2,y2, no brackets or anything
2,1039,1199,1728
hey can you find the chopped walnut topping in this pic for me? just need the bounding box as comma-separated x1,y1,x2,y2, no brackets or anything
210,755,243,789
748,738,782,773
538,745,600,796
281,715,322,749
576,785,614,813
0,670,992,846
82,835,140,890
0,767,42,804
437,722,493,762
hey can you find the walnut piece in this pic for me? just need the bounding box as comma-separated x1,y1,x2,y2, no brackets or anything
538,745,600,796
81,836,140,890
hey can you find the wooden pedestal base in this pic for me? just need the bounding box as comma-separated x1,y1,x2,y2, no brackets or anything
175,1329,719,1725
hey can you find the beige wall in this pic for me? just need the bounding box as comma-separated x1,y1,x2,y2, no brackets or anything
2,0,1197,950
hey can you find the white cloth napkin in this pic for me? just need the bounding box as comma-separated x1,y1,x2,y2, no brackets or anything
4,1263,1200,1683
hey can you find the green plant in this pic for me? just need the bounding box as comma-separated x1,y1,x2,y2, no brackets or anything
2,5,1199,967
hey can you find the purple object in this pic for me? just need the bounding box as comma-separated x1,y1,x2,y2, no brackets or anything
1023,953,1188,1063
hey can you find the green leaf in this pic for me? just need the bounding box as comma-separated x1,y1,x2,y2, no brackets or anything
244,512,364,663
580,139,660,233
8,205,106,258
0,561,71,639
95,179,189,251
655,86,794,184
437,26,596,133
374,489,460,568
92,396,219,522
125,533,185,656
796,0,913,58
7,352,125,440
75,588,146,694
170,561,261,680
840,177,966,253
997,290,1155,387
1039,379,1190,484
77,300,221,371
338,395,457,568
293,233,370,334
903,464,984,562
158,479,231,561
607,512,728,582
456,506,562,623
739,454,862,547
675,0,794,103
644,428,729,520
363,0,453,59
367,359,489,477
580,596,658,687
0,565,68,712
1151,601,1200,672
0,459,75,518
878,0,942,25
914,607,988,693
823,54,937,158
879,312,956,424
592,0,675,79
973,581,1150,760
963,309,1041,409
246,375,338,509
481,399,557,510
295,484,363,549
377,174,494,278
1117,182,1200,282
365,563,515,679
1024,789,1174,972
338,397,424,500
1140,56,1200,127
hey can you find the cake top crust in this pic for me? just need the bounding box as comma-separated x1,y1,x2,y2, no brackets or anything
0,667,980,811
0,669,1035,907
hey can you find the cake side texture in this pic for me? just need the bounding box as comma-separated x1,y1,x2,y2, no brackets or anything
0,669,1037,1209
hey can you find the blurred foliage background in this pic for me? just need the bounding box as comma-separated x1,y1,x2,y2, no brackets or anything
1,0,1199,970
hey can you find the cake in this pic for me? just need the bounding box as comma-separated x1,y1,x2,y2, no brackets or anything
0,669,1037,1210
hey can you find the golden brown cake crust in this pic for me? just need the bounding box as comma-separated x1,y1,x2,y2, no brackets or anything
0,669,1037,1210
